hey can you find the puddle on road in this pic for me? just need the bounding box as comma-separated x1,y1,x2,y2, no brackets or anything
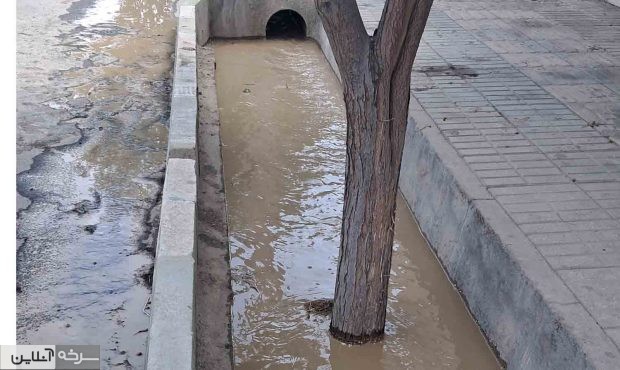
17,0,174,368
216,39,500,369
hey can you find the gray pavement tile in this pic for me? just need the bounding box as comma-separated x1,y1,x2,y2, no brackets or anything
559,267,620,328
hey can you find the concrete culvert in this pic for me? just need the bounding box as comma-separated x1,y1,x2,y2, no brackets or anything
266,10,306,39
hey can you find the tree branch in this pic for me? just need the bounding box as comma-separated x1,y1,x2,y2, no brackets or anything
395,0,433,74
388,0,433,128
373,0,419,76
316,0,370,81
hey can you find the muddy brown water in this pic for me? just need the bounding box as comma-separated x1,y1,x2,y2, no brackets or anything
216,39,501,369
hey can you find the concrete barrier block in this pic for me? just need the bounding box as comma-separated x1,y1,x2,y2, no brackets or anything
147,3,198,370
157,197,196,258
177,28,196,48
179,5,197,21
147,255,195,370
172,68,197,89
163,158,197,202
178,0,200,6
168,137,196,160
176,53,196,69
169,4,197,161
169,96,197,159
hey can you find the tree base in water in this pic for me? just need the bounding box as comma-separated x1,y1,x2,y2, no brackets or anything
329,325,385,345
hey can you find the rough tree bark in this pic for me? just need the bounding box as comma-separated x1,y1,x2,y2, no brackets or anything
316,0,433,343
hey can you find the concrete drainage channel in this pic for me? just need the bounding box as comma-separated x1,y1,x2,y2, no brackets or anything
145,1,609,369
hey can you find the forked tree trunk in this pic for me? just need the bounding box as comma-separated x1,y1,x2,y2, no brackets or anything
316,0,433,343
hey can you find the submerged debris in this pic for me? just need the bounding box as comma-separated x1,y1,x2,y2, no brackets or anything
304,299,333,316
71,201,93,215
70,192,102,215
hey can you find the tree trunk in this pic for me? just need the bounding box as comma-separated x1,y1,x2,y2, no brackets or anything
316,0,433,343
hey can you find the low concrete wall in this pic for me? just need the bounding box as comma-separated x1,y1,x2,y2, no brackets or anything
201,0,340,79
207,0,319,38
146,2,199,370
147,159,197,370
398,100,601,369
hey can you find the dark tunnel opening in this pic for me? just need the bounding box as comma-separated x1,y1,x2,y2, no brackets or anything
266,10,306,39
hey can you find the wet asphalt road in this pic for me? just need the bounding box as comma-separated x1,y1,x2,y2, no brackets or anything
16,0,175,368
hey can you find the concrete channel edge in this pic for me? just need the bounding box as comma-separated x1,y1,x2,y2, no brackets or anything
146,3,200,370
399,98,619,369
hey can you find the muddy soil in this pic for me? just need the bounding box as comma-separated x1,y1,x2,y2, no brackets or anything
16,0,175,368
215,39,501,369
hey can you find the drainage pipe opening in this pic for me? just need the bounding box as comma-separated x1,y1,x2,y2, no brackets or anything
266,10,306,39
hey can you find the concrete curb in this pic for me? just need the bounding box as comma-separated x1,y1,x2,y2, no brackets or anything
146,3,199,370
168,4,198,161
399,98,619,369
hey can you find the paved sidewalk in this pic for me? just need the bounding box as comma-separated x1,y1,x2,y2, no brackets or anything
360,0,620,366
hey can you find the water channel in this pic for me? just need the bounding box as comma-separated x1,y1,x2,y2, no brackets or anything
215,39,501,369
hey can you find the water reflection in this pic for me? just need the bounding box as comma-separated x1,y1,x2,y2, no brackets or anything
76,0,173,29
117,0,174,30
78,0,120,27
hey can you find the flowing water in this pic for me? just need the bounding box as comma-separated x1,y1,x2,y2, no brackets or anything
216,39,501,369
